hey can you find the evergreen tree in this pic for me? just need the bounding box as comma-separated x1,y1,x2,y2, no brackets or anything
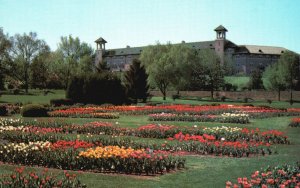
124,59,149,103
248,69,264,90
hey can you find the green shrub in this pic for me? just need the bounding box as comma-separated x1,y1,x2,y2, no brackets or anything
21,104,48,117
242,103,254,107
50,98,74,107
221,96,226,102
66,73,127,105
172,94,181,101
13,88,20,95
0,105,8,116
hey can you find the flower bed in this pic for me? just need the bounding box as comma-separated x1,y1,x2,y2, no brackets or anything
0,139,184,175
78,146,185,174
289,117,300,127
148,112,250,124
0,167,86,188
0,129,278,158
49,104,300,119
1,118,290,145
49,109,119,119
167,132,273,157
226,163,300,188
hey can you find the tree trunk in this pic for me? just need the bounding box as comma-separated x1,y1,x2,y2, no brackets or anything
211,89,214,100
290,87,293,104
278,89,281,101
163,95,166,100
24,65,29,94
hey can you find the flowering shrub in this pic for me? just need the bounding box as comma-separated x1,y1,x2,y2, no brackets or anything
289,118,300,127
0,167,86,188
226,163,300,188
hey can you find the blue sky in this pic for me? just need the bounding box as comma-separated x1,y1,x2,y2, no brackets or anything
1,0,300,53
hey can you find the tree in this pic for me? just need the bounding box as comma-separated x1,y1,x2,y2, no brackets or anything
277,51,300,103
10,32,49,93
248,69,264,90
45,51,68,89
199,49,224,99
140,43,174,100
0,28,12,90
168,44,198,93
29,49,50,89
264,63,286,101
66,73,126,105
223,56,236,76
58,35,94,88
124,59,149,103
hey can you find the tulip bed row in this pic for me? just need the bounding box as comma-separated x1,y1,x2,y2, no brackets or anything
0,126,279,158
0,118,290,145
289,117,300,127
49,105,300,119
148,112,250,124
226,163,300,188
0,167,86,188
0,139,185,175
49,111,119,119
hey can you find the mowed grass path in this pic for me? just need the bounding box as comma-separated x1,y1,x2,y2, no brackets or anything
0,115,299,188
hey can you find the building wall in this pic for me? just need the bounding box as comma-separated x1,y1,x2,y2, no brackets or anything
105,55,139,71
102,46,282,75
233,54,280,74
214,39,225,65
95,50,103,69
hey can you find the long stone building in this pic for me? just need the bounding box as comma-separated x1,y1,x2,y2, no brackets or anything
94,25,289,74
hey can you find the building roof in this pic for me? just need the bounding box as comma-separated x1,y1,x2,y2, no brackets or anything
104,40,239,56
214,25,228,32
103,40,287,57
239,45,287,55
95,37,107,44
104,41,222,56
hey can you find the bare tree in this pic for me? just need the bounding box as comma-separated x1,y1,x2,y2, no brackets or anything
11,32,49,93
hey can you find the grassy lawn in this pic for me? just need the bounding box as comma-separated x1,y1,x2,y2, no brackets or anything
0,89,65,104
225,76,250,90
1,89,299,108
151,96,300,109
225,76,271,91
